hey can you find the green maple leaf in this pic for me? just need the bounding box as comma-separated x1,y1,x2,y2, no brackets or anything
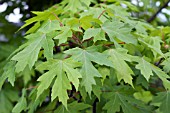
36,58,82,107
63,0,93,13
28,89,49,113
25,21,40,34
64,47,113,95
105,49,134,87
83,28,106,42
152,91,170,113
102,20,137,44
103,91,148,113
136,57,153,81
80,15,102,30
11,32,55,73
18,11,52,31
54,101,91,113
0,61,16,89
12,89,27,113
138,36,164,57
151,65,170,90
38,20,61,33
162,58,170,73
54,26,72,45
135,57,170,89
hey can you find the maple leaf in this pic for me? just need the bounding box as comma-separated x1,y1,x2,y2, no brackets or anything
64,47,113,95
136,57,153,81
151,65,170,90
36,58,82,108
162,58,170,73
83,28,106,42
80,15,102,30
38,20,61,33
135,57,170,89
138,36,164,57
105,49,134,87
0,61,16,89
63,0,93,13
54,26,72,45
103,91,149,113
18,11,52,31
152,91,170,113
102,20,137,44
54,101,91,113
11,32,55,73
12,89,27,113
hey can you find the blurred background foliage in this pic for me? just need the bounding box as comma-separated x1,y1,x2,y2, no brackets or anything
0,0,170,112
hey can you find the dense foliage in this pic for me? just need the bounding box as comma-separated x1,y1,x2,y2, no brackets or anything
1,0,170,113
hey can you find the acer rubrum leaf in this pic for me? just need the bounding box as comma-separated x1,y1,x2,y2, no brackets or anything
152,91,170,113
36,58,82,108
64,47,113,96
0,61,16,89
136,58,153,81
83,28,106,42
105,49,134,87
102,20,137,44
11,32,55,73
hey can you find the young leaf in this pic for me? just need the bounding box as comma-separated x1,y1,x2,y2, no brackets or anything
36,58,82,108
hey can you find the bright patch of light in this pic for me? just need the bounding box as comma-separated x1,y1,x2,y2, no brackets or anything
6,8,23,23
162,8,170,15
139,2,144,7
14,8,20,15
158,13,167,22
0,3,8,13
24,5,29,10
156,1,160,6
131,0,138,5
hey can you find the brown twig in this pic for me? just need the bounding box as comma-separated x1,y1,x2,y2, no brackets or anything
51,12,63,26
26,86,38,90
147,0,170,23
98,10,106,19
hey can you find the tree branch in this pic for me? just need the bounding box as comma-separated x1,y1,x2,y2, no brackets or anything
147,0,170,23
